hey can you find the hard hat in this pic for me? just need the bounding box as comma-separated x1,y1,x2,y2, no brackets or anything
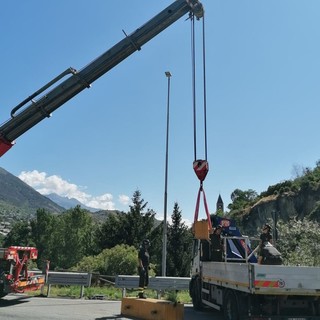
143,239,150,246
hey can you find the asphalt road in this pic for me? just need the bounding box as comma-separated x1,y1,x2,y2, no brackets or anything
0,294,223,320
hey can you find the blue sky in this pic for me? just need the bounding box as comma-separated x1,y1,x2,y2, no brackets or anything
1,1,320,225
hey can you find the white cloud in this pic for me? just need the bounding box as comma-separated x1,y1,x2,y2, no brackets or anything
18,170,128,211
119,194,130,206
85,193,114,210
155,214,192,228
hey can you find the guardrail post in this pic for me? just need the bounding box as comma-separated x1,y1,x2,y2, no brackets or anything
80,285,84,298
47,284,52,297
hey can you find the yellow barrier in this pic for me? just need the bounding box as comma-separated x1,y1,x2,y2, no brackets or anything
121,297,184,320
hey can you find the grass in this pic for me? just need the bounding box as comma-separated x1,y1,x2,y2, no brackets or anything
30,285,192,303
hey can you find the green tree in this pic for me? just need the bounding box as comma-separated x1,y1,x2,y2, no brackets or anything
123,190,156,248
48,214,66,269
30,209,57,265
96,211,125,249
103,244,138,275
309,201,320,221
276,218,320,266
73,244,138,275
3,221,33,247
0,233,4,246
58,206,97,269
166,202,193,277
148,221,163,275
97,190,156,251
228,189,258,211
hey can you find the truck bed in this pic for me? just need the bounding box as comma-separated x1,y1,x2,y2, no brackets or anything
202,261,320,296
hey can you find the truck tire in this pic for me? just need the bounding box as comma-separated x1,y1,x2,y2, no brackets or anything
190,276,202,310
0,283,7,298
223,290,239,320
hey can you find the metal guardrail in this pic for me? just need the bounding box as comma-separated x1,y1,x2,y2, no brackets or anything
46,272,92,298
47,272,92,286
115,275,191,297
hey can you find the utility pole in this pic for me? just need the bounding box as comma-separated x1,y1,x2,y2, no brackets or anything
162,71,171,277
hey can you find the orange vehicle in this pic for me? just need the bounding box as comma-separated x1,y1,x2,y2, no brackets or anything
0,246,46,297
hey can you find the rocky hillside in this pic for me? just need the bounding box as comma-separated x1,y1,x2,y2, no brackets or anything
239,185,320,236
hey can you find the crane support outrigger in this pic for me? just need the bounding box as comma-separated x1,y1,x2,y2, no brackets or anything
0,0,204,157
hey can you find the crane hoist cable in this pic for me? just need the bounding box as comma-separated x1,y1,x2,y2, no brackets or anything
191,13,212,231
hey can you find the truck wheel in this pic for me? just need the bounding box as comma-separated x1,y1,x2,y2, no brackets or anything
223,290,239,320
191,276,202,310
0,284,7,298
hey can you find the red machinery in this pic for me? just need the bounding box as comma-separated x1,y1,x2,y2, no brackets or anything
0,246,46,297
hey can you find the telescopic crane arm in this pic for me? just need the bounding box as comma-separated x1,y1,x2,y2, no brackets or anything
0,0,204,157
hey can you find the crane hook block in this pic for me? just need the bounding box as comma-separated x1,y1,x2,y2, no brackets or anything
193,160,209,182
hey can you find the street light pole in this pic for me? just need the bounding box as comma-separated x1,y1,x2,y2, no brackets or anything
162,71,171,277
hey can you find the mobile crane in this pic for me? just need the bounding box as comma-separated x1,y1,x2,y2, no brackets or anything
0,0,204,157
190,216,320,320
0,246,46,297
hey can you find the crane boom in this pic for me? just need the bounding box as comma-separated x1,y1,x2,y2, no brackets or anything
0,0,204,157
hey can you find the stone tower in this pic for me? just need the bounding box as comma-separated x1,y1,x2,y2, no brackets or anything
216,194,224,213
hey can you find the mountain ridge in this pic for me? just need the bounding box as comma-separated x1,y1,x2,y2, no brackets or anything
0,167,64,215
0,167,118,235
46,193,99,212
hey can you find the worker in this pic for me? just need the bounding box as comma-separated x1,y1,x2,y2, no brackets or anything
210,225,224,261
258,223,273,264
138,239,150,299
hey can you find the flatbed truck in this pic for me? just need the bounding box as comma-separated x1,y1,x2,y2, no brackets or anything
189,217,320,319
